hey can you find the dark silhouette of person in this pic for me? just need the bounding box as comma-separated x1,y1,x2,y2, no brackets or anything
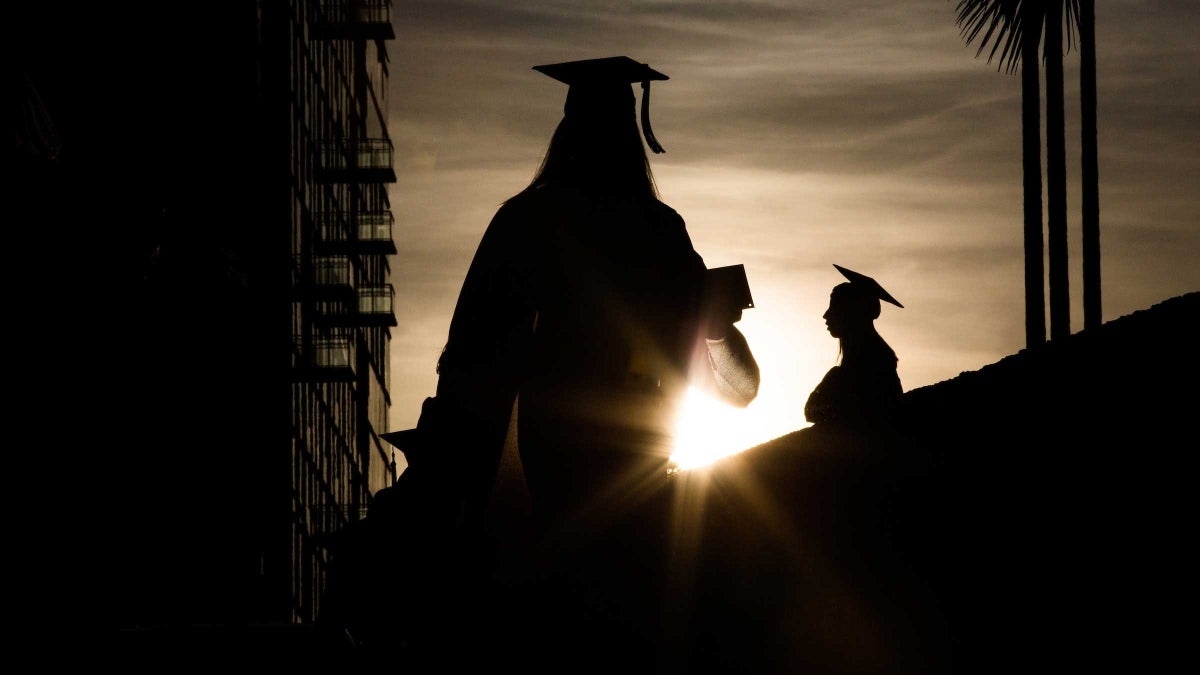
678,266,952,675
804,264,904,429
367,56,761,671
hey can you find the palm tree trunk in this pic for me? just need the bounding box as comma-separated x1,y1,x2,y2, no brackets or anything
1021,15,1046,348
1044,1,1071,340
1080,0,1101,329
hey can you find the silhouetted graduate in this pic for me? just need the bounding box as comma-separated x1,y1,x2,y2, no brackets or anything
804,264,904,429
680,265,952,675
365,56,760,670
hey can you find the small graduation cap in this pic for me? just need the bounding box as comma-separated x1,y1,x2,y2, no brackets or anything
533,55,669,154
833,264,904,308
380,428,422,461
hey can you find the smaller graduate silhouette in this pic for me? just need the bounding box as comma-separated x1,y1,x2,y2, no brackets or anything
685,265,948,675
804,264,903,428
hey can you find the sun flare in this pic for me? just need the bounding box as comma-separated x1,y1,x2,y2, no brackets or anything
669,387,781,470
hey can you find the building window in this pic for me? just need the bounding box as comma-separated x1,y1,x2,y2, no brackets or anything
358,285,393,314
313,335,353,368
315,256,351,286
358,212,393,242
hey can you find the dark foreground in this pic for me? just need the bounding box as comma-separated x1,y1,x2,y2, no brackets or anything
118,293,1199,673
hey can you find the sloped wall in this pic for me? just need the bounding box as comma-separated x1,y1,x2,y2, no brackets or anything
895,292,1199,672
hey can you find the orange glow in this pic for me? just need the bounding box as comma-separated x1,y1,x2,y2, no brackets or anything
669,387,794,470
670,314,826,470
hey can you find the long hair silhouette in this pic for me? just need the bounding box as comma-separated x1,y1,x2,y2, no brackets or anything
520,81,659,201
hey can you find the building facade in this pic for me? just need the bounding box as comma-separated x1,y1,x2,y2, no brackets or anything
285,0,398,624
43,1,403,631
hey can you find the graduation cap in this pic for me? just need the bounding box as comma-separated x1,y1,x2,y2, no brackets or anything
833,264,904,308
533,56,669,154
380,428,422,461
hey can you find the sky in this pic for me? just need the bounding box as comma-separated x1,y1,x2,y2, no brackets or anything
383,0,1199,468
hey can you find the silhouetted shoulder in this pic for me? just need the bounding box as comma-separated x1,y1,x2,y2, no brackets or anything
495,184,594,223
481,186,580,250
646,198,683,221
640,198,699,256
644,198,688,230
495,185,558,219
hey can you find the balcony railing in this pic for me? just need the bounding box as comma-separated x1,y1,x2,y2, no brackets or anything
357,285,396,326
315,256,352,286
312,0,395,41
315,211,352,252
312,286,396,327
292,255,357,300
358,212,397,254
316,138,396,183
292,333,357,382
314,335,354,368
316,210,396,255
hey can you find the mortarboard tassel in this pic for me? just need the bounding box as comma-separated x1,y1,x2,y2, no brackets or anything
640,80,665,154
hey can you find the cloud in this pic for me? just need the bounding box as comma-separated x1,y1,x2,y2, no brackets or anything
384,0,1200,432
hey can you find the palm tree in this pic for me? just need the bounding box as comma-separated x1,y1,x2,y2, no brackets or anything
954,0,1045,348
1079,0,1100,330
955,1,1082,344
1043,0,1073,341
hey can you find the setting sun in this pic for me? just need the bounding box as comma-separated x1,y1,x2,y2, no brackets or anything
669,312,831,470
670,387,791,470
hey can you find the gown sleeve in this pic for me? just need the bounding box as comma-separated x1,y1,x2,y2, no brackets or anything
435,201,539,425
409,198,539,485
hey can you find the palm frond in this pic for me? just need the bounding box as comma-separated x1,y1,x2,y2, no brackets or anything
954,0,1024,74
